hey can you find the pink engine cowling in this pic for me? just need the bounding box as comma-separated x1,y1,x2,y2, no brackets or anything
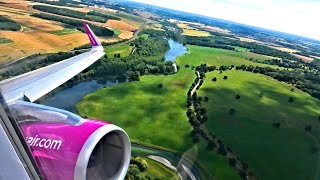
10,101,131,180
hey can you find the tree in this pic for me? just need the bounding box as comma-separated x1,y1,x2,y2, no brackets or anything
273,122,280,128
288,97,294,103
158,83,163,88
229,108,236,115
207,141,217,150
212,77,217,82
192,134,201,143
218,145,227,156
199,107,207,115
229,158,237,167
236,95,240,99
223,76,228,80
185,64,190,68
131,157,148,171
305,125,312,132
204,96,209,102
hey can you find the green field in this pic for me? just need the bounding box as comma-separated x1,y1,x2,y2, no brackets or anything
139,33,149,39
183,45,280,68
197,70,320,180
0,38,13,44
140,158,180,180
112,28,122,36
77,45,315,179
104,44,133,58
49,28,78,35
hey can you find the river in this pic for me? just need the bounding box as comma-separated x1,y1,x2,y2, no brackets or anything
42,40,200,179
165,39,187,62
43,40,187,112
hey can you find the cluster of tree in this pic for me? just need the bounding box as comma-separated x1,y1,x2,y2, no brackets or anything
125,157,151,180
31,13,114,36
185,36,301,61
295,50,320,58
0,16,21,31
87,11,121,20
253,58,302,69
32,5,107,23
74,39,129,50
234,64,320,100
1,29,174,88
92,32,175,81
186,36,235,51
186,64,216,138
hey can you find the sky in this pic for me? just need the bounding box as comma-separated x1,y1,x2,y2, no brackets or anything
130,0,320,40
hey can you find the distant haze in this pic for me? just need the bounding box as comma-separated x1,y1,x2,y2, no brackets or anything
130,0,320,41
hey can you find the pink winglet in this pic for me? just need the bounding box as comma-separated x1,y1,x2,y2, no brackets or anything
83,22,101,47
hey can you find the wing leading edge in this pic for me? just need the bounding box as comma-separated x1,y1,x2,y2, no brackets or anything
0,23,105,104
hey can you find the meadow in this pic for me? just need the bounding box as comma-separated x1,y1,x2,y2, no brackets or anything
141,158,180,180
104,44,133,58
77,45,284,179
198,70,320,180
0,38,13,44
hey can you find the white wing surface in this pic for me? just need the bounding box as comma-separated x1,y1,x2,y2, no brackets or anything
0,23,105,104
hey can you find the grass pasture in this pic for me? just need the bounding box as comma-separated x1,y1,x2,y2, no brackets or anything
0,38,13,44
198,70,320,180
183,45,280,68
141,158,180,180
77,60,240,179
104,44,133,57
78,45,290,179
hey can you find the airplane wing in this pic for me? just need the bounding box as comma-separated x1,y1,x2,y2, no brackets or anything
0,23,105,104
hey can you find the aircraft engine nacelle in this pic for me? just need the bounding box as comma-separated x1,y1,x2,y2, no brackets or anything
9,101,131,180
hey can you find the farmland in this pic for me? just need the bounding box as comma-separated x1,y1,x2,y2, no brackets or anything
106,20,139,32
104,44,133,58
0,0,145,65
198,70,320,180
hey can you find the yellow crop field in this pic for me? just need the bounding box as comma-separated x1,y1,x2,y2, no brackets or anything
118,31,134,39
0,31,89,65
106,20,139,31
182,29,211,37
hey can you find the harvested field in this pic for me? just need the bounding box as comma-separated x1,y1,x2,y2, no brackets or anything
14,15,63,31
106,20,139,32
182,29,211,37
28,2,90,13
0,30,89,65
133,10,159,19
118,30,133,39
270,46,299,53
177,23,196,30
293,53,314,62
0,0,32,11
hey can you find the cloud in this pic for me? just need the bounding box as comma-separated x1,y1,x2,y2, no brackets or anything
130,0,320,40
